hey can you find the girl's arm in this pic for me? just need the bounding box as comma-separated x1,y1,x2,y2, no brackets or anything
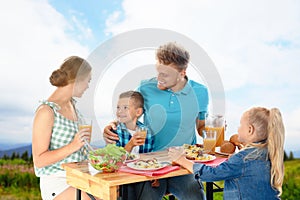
193,153,244,182
173,156,194,173
170,147,244,182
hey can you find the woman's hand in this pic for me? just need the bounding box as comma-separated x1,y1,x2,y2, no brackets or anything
103,121,119,144
72,129,90,151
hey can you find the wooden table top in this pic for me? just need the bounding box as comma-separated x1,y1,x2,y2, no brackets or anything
61,150,191,199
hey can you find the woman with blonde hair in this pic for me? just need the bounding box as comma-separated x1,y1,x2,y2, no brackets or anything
169,107,285,199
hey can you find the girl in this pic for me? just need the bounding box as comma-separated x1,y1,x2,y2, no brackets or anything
169,107,285,199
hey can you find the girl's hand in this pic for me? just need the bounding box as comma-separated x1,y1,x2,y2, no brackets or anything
168,146,185,163
169,146,194,173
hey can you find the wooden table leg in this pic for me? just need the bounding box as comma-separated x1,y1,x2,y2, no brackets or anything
206,182,213,200
76,188,81,200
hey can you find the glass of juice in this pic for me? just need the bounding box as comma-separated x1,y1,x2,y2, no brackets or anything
203,129,217,154
78,117,92,142
135,126,147,144
205,114,225,147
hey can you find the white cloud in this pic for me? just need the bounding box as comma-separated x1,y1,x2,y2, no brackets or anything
69,10,94,41
280,107,300,152
0,0,89,143
105,0,300,89
103,0,300,151
1,0,299,153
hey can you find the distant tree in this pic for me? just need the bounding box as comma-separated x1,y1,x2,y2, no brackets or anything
289,151,295,160
29,154,33,164
284,150,288,161
15,152,20,159
2,154,9,160
21,151,29,161
11,152,20,160
11,152,16,160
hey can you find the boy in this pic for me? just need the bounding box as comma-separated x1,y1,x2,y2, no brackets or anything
115,91,153,153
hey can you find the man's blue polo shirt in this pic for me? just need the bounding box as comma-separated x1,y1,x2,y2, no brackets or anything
137,77,209,151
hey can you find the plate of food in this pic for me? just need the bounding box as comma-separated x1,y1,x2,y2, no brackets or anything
183,144,206,158
215,139,239,156
191,154,216,162
182,144,216,162
125,153,140,163
215,147,231,156
126,158,168,171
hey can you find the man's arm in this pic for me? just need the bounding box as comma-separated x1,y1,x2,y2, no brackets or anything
196,119,205,137
103,121,119,144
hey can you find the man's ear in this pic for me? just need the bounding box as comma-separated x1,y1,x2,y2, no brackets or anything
181,69,186,77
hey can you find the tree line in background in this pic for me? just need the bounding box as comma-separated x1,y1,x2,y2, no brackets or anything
0,151,39,200
284,151,295,161
1,151,33,162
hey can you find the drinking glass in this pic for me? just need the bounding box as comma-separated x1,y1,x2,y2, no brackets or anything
78,117,92,142
205,114,225,147
135,126,147,144
203,129,217,154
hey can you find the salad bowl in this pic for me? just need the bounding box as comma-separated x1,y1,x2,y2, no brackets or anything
88,144,127,173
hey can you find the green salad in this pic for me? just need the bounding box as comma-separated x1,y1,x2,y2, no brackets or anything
89,144,127,172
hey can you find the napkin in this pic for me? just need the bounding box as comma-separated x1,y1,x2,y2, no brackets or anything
88,163,102,175
119,165,180,177
204,157,228,167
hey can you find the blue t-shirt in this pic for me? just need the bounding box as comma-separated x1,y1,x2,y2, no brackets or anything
138,77,209,151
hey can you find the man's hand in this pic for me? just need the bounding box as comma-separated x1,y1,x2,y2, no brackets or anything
103,121,119,144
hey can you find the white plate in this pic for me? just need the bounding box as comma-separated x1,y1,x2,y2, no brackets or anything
215,147,233,156
192,155,216,163
126,161,168,171
125,154,140,163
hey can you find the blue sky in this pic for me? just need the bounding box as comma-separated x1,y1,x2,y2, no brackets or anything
48,0,124,48
0,0,299,153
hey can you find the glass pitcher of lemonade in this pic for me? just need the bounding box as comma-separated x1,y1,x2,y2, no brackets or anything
205,114,225,147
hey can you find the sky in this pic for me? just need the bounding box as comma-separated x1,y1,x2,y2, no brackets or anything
0,0,299,153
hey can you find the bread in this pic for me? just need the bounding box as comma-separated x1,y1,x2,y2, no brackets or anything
220,140,236,154
229,134,240,146
229,134,245,150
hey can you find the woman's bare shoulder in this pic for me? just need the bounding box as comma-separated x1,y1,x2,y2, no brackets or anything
35,104,54,119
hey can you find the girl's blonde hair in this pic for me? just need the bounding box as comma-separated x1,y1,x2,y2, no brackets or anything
247,107,285,195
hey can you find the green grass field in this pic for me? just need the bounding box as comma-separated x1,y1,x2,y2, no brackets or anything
1,159,299,200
